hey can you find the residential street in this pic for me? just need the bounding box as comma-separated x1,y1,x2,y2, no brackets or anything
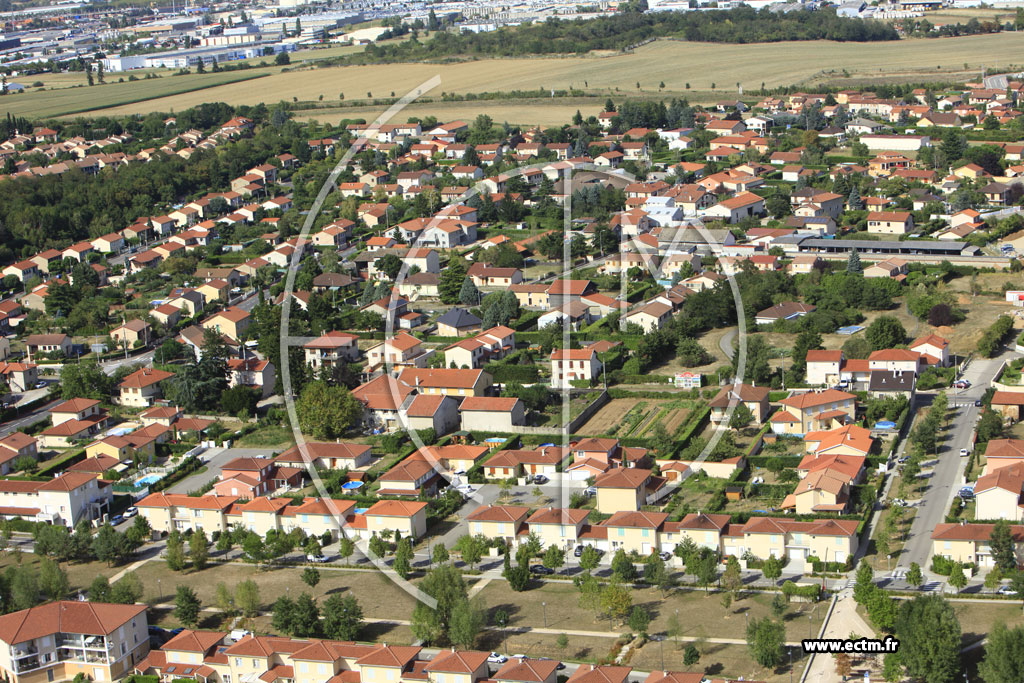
898,349,1013,570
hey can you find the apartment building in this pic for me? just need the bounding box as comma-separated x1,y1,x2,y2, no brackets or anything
0,601,149,683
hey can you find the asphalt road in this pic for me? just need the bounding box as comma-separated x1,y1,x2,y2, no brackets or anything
898,349,1014,569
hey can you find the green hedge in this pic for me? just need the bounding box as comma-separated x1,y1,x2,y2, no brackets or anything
485,363,541,383
36,449,87,477
781,581,822,601
677,404,711,445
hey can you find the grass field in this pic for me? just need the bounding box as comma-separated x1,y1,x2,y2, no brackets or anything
16,33,1020,124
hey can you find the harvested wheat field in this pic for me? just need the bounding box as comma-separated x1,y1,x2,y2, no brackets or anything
58,33,1024,122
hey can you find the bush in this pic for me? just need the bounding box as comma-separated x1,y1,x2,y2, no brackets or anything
930,554,955,576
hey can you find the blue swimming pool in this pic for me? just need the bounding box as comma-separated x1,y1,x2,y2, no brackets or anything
341,481,364,490
354,507,369,515
135,474,163,487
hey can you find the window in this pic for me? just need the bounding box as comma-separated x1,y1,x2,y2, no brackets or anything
770,535,780,544
618,528,625,537
642,528,650,538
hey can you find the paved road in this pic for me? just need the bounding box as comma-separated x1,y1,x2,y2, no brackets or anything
898,350,1014,569
719,328,737,360
0,398,61,437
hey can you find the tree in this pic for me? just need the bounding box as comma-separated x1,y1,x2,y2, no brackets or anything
302,567,321,588
691,550,718,593
979,621,1024,683
439,259,469,304
454,535,485,570
763,556,782,586
600,581,633,625
236,579,261,617
766,193,791,219
865,315,906,351
375,253,403,280
272,596,297,634
948,562,967,593
174,585,201,628
846,247,862,274
729,402,754,429
10,567,38,611
579,545,601,572
296,381,362,440
432,543,450,565
88,575,111,602
166,531,187,571
92,524,130,566
215,583,236,616
393,538,413,579
410,564,469,644
721,555,743,596
848,185,864,210
448,597,486,649
38,557,69,600
893,595,962,683
459,277,481,307
60,360,112,400
189,529,209,570
835,653,853,680
991,520,1017,572
643,553,669,591
746,617,785,668
611,549,637,582
339,537,356,563
771,593,787,617
111,572,144,604
291,593,321,637
323,593,364,640
368,535,388,559
628,605,651,635
907,562,923,589
683,644,700,666
543,545,565,574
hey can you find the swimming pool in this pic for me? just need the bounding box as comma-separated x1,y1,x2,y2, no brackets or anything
341,481,364,490
354,507,369,515
135,474,163,487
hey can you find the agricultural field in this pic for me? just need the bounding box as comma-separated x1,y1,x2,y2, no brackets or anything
2,70,275,119
575,397,691,437
29,33,1024,123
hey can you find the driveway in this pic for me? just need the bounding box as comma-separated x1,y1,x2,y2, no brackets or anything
164,446,278,494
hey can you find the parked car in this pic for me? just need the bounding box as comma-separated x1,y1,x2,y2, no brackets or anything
533,474,548,485
960,448,970,457
530,564,554,575
659,551,673,561
998,585,1018,596
123,506,138,518
307,554,328,563
488,653,508,664
109,515,124,526
975,400,983,407
574,545,584,557
584,487,597,496
34,381,47,389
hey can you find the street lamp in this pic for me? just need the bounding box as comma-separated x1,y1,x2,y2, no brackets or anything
809,613,813,638
789,647,793,683
542,602,547,628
